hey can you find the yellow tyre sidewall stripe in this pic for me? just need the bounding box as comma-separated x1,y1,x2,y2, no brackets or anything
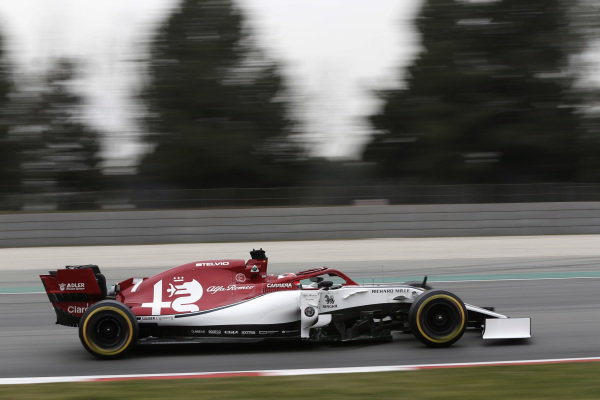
416,294,466,344
82,306,133,357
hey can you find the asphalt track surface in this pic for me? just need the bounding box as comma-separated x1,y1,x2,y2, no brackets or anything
1,238,600,379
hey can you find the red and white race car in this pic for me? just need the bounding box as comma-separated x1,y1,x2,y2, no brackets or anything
40,249,531,358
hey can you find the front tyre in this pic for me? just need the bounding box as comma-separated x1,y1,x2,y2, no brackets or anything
409,290,467,347
78,300,138,359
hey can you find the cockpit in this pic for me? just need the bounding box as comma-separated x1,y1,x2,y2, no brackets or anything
290,268,358,290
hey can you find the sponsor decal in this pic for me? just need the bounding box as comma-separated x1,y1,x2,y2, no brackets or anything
371,288,413,294
322,294,338,309
304,306,316,317
266,283,293,289
195,261,230,267
371,289,394,294
137,315,175,321
142,278,204,315
207,284,255,294
235,273,247,283
67,304,89,314
59,282,85,291
258,330,279,335
184,328,317,337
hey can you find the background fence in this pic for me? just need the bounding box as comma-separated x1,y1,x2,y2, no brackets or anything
4,182,600,211
1,201,600,247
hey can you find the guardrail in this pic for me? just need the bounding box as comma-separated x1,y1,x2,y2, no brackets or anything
3,182,600,211
1,202,600,247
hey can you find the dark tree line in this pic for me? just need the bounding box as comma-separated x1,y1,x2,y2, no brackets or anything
0,34,19,201
0,0,305,210
138,0,303,189
1,0,600,211
363,0,600,184
0,57,103,210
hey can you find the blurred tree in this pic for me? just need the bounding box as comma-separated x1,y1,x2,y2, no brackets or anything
138,0,302,189
363,0,591,183
0,33,20,208
571,0,600,181
8,59,103,210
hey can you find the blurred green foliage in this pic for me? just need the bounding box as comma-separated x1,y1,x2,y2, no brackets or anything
0,34,20,202
0,0,599,210
8,60,103,210
0,55,103,210
364,0,600,184
138,0,304,189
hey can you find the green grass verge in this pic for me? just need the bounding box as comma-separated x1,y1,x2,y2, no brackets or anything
2,362,600,400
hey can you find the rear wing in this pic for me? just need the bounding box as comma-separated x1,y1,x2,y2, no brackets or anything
40,265,107,326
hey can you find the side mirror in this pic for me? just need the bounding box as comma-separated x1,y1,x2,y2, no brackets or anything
318,280,333,290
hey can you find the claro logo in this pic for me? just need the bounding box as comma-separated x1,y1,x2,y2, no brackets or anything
195,262,230,267
67,304,89,314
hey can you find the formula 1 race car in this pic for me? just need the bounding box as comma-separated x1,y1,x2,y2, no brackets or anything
40,249,531,358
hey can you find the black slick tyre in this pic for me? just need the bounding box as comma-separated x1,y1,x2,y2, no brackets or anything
78,300,138,359
408,290,467,347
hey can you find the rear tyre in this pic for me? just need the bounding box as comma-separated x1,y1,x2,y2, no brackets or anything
409,290,467,347
78,300,138,359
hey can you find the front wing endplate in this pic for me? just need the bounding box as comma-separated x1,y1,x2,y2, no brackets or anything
482,318,531,340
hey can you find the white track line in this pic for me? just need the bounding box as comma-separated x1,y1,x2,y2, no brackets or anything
2,357,600,385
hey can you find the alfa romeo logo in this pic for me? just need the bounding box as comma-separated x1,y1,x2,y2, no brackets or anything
304,306,315,317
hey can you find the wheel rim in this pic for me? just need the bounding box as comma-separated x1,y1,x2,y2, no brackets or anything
87,312,129,351
94,316,123,347
420,300,461,338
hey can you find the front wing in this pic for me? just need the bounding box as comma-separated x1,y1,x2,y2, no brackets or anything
465,304,531,340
